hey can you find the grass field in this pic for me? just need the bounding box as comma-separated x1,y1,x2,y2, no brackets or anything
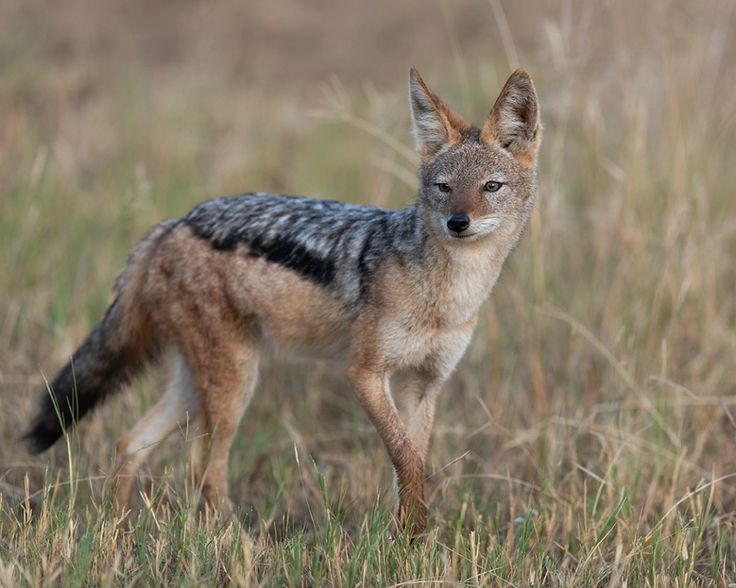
1,0,736,585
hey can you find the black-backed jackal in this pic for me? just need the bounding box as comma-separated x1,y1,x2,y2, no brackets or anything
25,68,541,536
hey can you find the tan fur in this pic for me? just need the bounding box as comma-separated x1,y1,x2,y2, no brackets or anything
74,69,541,537
114,227,483,531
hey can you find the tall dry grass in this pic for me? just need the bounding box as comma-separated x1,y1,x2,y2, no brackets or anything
1,0,735,584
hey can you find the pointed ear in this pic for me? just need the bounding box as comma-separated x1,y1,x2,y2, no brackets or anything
409,67,468,156
481,69,541,167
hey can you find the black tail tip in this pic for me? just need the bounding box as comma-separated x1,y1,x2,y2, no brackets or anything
22,420,63,455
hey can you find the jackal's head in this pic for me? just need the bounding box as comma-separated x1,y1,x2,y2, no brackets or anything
409,68,541,244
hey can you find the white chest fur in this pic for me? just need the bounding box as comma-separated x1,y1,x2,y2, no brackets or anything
437,247,502,325
378,242,506,376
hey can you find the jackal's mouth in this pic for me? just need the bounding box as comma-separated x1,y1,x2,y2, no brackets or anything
447,230,481,242
474,217,502,233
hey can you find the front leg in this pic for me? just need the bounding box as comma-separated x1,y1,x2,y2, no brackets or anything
347,364,427,536
394,369,443,464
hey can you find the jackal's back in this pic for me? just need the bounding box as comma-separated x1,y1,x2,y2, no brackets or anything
183,193,425,304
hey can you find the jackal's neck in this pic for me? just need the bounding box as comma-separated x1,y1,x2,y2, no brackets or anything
401,201,513,323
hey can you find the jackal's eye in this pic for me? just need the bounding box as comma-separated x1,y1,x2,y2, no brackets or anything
483,181,503,193
435,182,452,193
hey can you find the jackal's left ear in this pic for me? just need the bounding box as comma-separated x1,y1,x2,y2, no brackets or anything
409,67,469,156
481,69,541,167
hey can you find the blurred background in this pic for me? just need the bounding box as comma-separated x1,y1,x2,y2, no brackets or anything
1,0,736,581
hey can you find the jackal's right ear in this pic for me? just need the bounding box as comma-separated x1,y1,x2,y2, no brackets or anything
409,67,468,156
481,69,541,167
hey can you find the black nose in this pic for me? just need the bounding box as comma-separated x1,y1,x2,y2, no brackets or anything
447,214,470,233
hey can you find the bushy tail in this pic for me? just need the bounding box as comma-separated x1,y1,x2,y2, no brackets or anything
24,222,173,454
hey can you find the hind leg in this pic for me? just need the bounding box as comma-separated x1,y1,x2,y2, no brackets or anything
113,353,199,512
186,342,259,518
